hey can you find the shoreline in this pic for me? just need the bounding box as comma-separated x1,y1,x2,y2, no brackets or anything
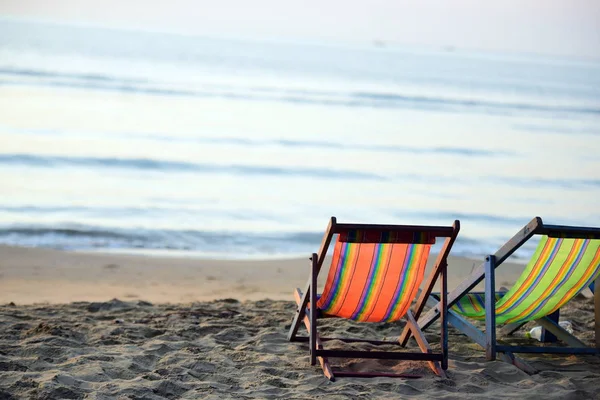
0,244,528,305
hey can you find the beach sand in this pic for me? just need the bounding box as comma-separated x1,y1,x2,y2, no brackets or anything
0,245,598,399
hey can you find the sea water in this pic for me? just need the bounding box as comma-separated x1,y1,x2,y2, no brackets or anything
0,18,599,258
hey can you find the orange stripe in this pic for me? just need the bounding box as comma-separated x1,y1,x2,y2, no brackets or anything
365,244,409,322
552,246,600,311
496,238,556,313
468,294,483,314
387,245,427,321
316,240,344,310
335,243,377,319
511,239,582,319
328,243,361,315
353,243,393,321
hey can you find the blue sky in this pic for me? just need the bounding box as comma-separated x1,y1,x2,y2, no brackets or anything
1,0,599,58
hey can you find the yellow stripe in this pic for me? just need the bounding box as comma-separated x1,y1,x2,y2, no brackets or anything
496,238,556,314
506,239,583,322
552,246,600,311
327,243,359,314
387,244,424,321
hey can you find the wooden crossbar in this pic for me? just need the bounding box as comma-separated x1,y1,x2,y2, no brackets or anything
316,350,444,361
540,224,600,239
495,346,600,355
334,223,455,237
293,337,405,345
333,371,422,379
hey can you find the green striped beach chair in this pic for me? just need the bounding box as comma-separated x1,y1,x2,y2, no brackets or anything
400,217,600,373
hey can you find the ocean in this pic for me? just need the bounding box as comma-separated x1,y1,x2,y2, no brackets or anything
1,18,599,259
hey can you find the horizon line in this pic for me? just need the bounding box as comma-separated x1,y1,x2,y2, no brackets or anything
2,14,600,64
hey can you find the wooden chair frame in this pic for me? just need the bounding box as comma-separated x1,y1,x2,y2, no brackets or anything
405,217,600,373
287,217,460,381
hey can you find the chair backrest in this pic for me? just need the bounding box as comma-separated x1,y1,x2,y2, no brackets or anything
315,229,436,323
454,236,600,324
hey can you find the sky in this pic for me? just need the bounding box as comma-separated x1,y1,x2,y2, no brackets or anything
1,0,599,58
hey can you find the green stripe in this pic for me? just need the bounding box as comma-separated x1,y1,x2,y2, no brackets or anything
452,237,600,324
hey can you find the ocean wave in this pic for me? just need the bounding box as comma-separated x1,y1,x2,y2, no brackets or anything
2,153,599,189
1,67,598,117
0,154,385,180
4,205,593,233
350,91,600,116
0,223,499,258
0,205,283,223
512,123,599,136
489,176,600,189
0,126,517,158
393,210,533,226
0,224,325,254
0,67,146,84
137,135,516,157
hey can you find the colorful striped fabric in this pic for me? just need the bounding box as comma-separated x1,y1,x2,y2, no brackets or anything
452,237,600,324
316,235,431,323
451,293,505,315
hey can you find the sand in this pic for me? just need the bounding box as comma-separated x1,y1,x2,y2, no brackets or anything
0,245,527,305
0,245,599,399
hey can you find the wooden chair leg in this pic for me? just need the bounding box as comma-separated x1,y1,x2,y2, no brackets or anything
293,288,334,380
485,255,497,361
288,298,307,341
498,351,536,374
405,310,447,378
440,264,448,370
540,310,559,343
310,253,318,366
288,285,310,341
537,316,587,347
500,321,527,337
595,275,600,348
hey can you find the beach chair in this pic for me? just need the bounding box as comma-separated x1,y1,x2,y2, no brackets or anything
404,217,600,373
287,217,460,380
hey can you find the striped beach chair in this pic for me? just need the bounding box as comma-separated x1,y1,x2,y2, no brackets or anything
405,217,600,373
287,217,460,381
